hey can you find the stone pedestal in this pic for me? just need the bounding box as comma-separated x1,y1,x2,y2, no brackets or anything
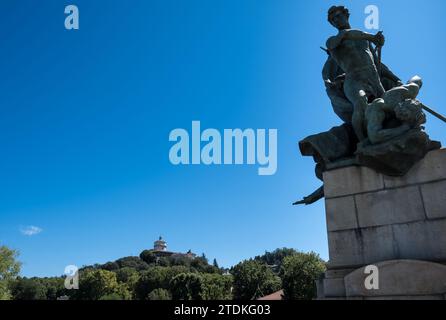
318,149,446,299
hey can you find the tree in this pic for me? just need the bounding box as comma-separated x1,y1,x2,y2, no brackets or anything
0,246,21,300
9,277,47,300
190,256,217,274
74,269,121,300
157,257,171,267
148,288,171,300
139,250,158,265
170,273,203,300
115,267,139,285
280,252,326,300
134,266,170,300
165,265,190,280
212,259,219,269
169,254,192,267
200,273,233,300
135,265,193,300
114,267,139,299
99,284,131,300
254,248,298,272
231,260,281,300
115,256,150,271
101,261,119,271
39,277,66,300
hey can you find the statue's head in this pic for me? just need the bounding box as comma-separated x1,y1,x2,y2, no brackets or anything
395,99,426,127
408,75,423,89
328,6,350,30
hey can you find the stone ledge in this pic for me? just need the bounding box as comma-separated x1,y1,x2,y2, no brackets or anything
325,268,355,279
383,149,446,188
323,166,384,198
344,260,446,298
323,149,446,199
323,277,346,297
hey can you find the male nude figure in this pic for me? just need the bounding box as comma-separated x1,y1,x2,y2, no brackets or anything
325,6,400,141
361,76,426,144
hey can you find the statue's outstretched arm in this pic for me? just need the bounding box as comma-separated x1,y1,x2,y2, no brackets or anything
327,30,383,50
293,186,324,206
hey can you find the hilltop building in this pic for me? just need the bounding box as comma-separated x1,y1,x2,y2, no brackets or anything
150,236,196,259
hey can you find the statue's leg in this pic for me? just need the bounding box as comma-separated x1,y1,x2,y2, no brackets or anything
344,79,367,141
371,72,385,99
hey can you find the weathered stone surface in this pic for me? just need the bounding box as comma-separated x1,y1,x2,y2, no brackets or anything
328,222,446,269
361,226,396,264
355,186,425,228
328,230,364,268
383,149,446,188
325,268,355,279
324,166,384,198
325,196,358,231
316,279,325,299
345,260,446,297
421,180,446,220
393,220,446,261
323,277,346,297
318,147,446,299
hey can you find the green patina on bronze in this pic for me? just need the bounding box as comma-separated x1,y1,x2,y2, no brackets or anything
294,6,442,206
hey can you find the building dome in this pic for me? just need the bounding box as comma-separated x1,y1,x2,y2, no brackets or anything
154,236,167,251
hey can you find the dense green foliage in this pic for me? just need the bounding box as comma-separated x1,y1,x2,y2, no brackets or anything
3,245,326,300
147,288,171,300
231,259,282,299
9,277,66,300
254,248,300,271
73,269,131,300
0,246,21,300
280,252,326,300
200,273,233,300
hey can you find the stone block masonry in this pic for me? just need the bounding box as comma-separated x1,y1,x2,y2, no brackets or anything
318,149,446,299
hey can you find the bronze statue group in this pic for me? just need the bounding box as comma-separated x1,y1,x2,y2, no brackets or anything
295,6,444,205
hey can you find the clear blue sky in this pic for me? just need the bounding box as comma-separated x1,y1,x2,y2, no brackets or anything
0,0,445,277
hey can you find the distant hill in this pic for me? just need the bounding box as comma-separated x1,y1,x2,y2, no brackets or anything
5,244,325,300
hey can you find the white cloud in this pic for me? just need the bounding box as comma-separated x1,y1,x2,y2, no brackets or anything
20,225,43,236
